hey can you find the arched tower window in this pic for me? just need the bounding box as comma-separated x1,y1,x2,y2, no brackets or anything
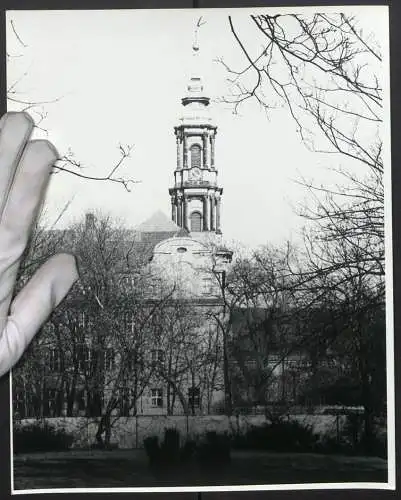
190,211,202,232
190,144,201,169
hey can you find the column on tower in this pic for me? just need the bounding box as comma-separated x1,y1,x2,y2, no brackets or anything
183,135,189,169
177,193,183,227
210,134,215,169
176,135,182,170
203,195,209,231
203,132,209,169
216,194,221,233
183,195,189,231
171,196,177,223
210,193,215,231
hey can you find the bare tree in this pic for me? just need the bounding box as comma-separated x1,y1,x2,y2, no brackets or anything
218,13,386,430
221,13,384,283
216,245,306,417
6,19,138,191
222,13,381,165
13,212,227,446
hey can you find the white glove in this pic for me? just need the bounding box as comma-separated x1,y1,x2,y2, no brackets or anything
0,112,78,378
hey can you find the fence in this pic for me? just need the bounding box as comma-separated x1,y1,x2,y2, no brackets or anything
16,414,348,449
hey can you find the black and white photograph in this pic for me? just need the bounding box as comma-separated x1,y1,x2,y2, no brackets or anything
6,6,394,493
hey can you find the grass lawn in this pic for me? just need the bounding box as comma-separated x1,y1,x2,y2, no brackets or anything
13,449,388,490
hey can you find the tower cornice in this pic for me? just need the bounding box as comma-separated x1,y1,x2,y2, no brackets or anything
182,96,210,107
174,124,217,133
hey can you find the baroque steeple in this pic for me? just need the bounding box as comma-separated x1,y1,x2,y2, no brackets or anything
169,19,223,237
183,20,209,106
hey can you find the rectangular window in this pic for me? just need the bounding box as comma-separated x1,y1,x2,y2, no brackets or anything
201,277,211,295
151,388,163,408
48,348,62,372
14,390,26,418
151,349,165,366
245,358,257,370
87,391,103,417
123,312,134,333
103,348,115,371
188,387,200,409
78,312,86,328
76,344,91,372
119,387,135,417
76,389,86,412
126,350,142,371
43,388,59,417
16,391,37,418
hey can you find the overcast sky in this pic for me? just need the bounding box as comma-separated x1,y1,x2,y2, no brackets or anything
6,7,389,249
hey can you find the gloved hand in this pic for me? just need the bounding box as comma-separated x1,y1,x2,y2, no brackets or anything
0,111,78,378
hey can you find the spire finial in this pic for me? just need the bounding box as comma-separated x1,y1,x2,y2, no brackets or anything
182,16,210,105
193,16,206,53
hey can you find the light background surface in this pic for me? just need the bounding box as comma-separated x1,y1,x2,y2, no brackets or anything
6,5,394,494
6,7,388,249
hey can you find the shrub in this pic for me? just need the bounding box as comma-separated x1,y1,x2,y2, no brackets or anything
14,421,74,454
180,439,197,462
143,429,231,468
359,434,387,459
143,436,161,466
343,413,364,448
315,431,387,458
315,436,353,455
197,431,231,466
234,419,318,452
160,428,181,465
341,414,387,458
144,428,183,467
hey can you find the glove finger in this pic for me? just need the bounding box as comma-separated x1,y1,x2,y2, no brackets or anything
0,253,78,377
0,139,58,329
0,112,34,216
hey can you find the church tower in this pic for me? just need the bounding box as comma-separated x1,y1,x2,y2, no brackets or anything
169,29,223,237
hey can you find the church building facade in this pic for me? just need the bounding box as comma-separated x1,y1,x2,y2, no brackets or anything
139,36,233,415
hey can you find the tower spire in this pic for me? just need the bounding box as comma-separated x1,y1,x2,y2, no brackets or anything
170,18,222,238
185,17,208,101
193,16,202,52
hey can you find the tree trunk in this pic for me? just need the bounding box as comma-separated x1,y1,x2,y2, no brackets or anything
222,328,232,416
95,412,112,447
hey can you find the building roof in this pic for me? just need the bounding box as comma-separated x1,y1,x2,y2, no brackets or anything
135,210,180,233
